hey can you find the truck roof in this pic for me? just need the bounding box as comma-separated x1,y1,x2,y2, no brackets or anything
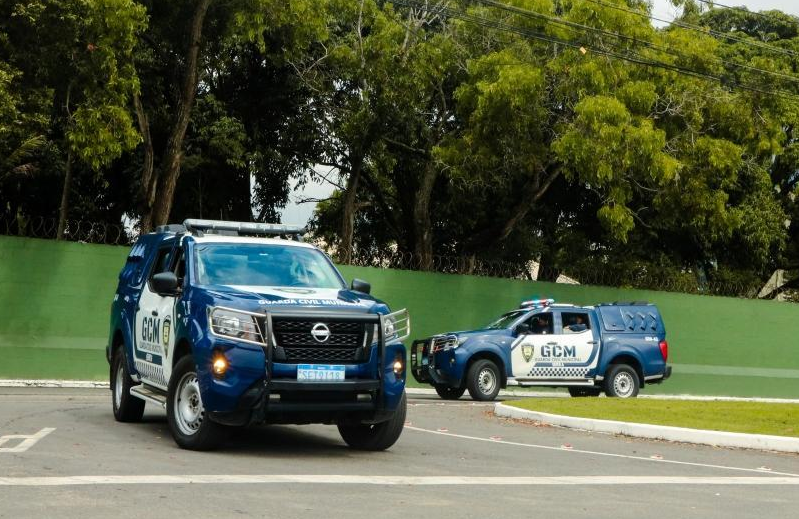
188,234,316,249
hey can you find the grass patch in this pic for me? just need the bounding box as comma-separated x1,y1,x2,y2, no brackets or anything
507,398,799,438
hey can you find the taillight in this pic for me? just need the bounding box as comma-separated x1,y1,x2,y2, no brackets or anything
659,340,669,362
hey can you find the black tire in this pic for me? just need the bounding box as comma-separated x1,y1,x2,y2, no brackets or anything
167,355,228,450
111,348,145,422
568,387,602,397
604,364,640,398
466,359,501,401
435,385,466,400
338,392,407,451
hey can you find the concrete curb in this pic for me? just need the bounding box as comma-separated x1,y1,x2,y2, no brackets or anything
494,402,799,454
2,380,799,404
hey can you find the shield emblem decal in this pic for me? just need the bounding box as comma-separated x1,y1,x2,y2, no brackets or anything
522,343,534,362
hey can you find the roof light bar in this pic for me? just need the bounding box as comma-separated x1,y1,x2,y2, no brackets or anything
520,298,555,309
183,219,305,237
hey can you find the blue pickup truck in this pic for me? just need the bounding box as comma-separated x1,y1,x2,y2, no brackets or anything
411,299,670,401
107,219,410,451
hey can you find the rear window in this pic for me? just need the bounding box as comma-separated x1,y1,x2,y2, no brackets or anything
561,312,590,334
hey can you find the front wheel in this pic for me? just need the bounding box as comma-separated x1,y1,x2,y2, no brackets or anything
111,348,145,422
604,364,640,398
338,392,407,451
466,359,501,401
435,385,466,400
167,356,228,450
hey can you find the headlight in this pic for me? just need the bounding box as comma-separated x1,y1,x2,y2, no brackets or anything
433,335,459,352
209,308,264,344
457,335,469,346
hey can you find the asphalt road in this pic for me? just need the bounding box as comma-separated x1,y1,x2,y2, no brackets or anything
1,387,797,518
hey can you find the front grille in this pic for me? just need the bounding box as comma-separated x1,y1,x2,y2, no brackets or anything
272,318,370,364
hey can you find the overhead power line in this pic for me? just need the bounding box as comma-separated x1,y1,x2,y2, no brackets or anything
582,0,799,59
694,0,799,23
390,0,799,101
470,0,799,86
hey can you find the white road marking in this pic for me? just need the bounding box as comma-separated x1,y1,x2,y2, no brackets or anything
0,428,56,453
0,475,798,487
405,426,799,478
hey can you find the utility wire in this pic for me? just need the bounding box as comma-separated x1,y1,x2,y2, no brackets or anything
390,0,799,101
694,0,799,22
582,0,799,59
470,0,799,85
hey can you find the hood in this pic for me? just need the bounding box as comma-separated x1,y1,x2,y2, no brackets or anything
202,285,386,314
434,328,510,341
451,328,510,338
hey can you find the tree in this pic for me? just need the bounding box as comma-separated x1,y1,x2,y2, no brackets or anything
133,0,328,231
0,0,146,237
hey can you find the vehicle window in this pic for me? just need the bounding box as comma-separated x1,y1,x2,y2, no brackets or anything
485,310,526,329
561,312,590,334
526,313,553,335
150,247,173,279
194,243,345,289
174,249,186,285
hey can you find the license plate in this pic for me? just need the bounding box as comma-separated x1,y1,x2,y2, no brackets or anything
297,364,345,382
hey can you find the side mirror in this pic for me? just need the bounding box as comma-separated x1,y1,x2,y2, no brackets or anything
515,323,531,336
152,272,179,294
351,278,371,294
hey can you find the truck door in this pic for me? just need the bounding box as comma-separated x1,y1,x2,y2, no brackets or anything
510,312,556,378
544,310,600,380
134,242,180,389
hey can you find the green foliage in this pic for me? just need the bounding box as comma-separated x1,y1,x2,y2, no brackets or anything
2,0,799,296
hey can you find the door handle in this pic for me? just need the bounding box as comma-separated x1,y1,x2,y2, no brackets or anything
587,340,598,345
546,342,558,346
151,310,159,317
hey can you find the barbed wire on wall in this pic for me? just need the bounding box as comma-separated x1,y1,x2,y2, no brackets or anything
0,215,137,246
0,215,779,300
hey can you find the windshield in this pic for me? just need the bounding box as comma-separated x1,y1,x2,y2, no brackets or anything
485,310,527,329
194,243,345,289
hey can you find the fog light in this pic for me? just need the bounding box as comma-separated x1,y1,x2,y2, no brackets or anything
393,358,404,375
212,355,228,377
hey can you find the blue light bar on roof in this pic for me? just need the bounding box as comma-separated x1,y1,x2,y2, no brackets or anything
520,298,555,309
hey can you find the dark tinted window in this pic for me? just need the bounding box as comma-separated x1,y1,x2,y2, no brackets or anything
150,247,173,279
526,313,553,335
561,312,590,334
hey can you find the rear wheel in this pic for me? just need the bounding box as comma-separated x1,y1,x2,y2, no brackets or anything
338,392,407,451
604,364,640,398
111,348,145,422
167,356,228,450
435,385,466,400
568,387,602,397
466,359,501,401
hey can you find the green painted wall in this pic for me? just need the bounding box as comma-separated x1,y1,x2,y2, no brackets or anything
1,235,798,397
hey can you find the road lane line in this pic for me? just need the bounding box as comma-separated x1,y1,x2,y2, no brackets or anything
405,426,799,477
0,428,56,453
0,475,799,487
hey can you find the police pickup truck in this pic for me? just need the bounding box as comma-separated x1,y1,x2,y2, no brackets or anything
411,299,670,401
107,219,410,451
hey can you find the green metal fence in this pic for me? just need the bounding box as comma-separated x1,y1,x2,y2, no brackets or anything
1,235,797,398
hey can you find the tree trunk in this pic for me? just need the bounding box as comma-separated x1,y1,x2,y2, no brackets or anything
133,92,156,233
464,166,560,253
536,246,560,282
148,0,212,228
338,162,361,264
413,165,437,271
56,151,73,240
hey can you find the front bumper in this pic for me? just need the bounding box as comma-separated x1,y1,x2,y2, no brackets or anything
410,338,462,387
202,309,408,426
